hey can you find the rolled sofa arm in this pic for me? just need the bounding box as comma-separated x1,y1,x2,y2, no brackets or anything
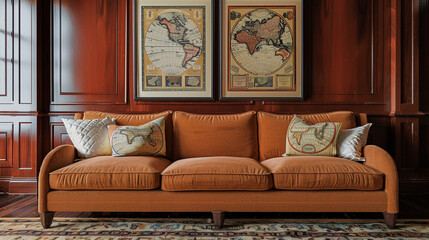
363,145,399,213
38,144,77,213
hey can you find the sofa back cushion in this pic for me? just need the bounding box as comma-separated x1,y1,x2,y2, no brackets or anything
75,111,173,159
258,111,356,161
173,111,258,160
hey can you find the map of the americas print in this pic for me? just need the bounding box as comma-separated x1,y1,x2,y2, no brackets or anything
231,8,293,76
145,12,202,76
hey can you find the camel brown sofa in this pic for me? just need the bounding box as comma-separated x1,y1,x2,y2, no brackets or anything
38,111,398,228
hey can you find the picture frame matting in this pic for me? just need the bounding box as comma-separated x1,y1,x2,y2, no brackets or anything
134,0,215,101
219,0,304,101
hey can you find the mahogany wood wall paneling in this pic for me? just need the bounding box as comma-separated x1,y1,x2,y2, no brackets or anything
0,0,37,112
390,0,429,193
0,122,13,168
390,0,420,115
411,0,429,193
0,115,38,193
398,116,429,193
420,0,429,112
48,115,73,151
50,0,127,111
307,0,381,102
0,0,38,193
366,116,394,153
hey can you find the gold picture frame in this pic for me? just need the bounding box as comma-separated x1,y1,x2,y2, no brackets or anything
220,0,303,101
135,0,214,101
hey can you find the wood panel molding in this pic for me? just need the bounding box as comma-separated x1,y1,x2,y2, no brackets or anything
8,177,37,194
303,0,386,105
420,0,429,113
51,0,127,107
0,176,12,193
391,0,420,115
0,176,37,194
50,122,72,149
0,0,37,112
0,122,13,168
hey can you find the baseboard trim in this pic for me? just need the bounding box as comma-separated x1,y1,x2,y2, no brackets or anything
8,177,37,194
0,177,12,193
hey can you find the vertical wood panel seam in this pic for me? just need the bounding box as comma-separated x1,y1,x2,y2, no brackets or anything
411,0,415,104
59,0,62,103
18,122,31,170
0,122,13,167
1,0,7,97
371,0,375,94
115,0,118,95
18,0,21,104
11,0,14,102
0,132,7,161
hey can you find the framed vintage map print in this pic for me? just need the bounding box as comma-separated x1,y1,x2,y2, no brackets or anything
135,0,214,101
220,0,303,101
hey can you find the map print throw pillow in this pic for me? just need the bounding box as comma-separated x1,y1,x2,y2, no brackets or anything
284,115,342,156
108,117,166,157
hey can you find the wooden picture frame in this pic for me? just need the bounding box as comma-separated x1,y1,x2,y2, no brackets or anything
220,0,303,101
134,0,215,101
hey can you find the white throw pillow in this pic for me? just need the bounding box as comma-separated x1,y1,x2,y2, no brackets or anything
62,116,116,158
336,123,372,162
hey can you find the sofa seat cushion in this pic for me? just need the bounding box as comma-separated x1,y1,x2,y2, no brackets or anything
261,156,384,190
161,157,273,191
49,156,171,190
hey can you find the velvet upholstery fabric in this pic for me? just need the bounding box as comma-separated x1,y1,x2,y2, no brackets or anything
363,145,399,213
162,157,272,191
50,156,171,190
262,156,384,190
46,190,388,213
38,145,77,213
172,111,258,160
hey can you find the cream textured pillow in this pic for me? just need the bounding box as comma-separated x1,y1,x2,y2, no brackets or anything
108,117,166,157
336,123,372,161
62,116,116,158
284,115,342,156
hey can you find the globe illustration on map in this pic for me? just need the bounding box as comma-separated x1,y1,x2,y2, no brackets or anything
111,122,164,156
145,12,202,75
231,9,293,76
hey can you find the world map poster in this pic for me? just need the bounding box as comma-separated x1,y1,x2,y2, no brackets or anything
229,6,295,91
135,0,213,100
142,7,205,91
221,0,302,100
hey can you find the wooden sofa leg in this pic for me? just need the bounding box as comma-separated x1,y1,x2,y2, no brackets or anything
40,212,55,229
383,212,397,229
212,211,225,228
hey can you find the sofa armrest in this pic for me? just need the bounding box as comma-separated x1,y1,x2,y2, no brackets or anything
38,144,77,213
363,145,399,213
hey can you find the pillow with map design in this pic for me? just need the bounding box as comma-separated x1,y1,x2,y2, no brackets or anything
108,117,166,157
283,115,342,156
